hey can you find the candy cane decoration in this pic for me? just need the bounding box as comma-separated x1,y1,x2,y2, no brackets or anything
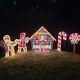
69,33,80,53
79,35,80,41
57,31,67,51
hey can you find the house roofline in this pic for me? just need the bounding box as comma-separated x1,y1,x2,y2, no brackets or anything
29,26,56,41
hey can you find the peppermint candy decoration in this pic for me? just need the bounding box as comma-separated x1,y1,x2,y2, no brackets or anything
69,33,79,44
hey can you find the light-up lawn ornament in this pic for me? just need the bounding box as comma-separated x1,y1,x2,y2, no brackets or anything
0,40,8,57
69,33,79,53
57,31,67,51
16,32,29,53
29,26,56,53
3,35,17,57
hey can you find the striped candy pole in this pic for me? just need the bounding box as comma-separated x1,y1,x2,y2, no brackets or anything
79,35,80,41
57,31,67,51
69,33,79,53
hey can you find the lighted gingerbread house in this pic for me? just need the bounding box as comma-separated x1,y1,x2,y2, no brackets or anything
29,26,56,52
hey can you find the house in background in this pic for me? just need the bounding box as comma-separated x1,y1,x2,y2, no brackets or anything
29,26,56,52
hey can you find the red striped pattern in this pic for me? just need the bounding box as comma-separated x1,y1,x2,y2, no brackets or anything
57,31,67,51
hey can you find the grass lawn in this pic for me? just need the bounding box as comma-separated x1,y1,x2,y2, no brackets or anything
0,50,80,80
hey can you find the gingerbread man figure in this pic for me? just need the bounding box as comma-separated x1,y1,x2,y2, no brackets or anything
17,32,29,53
3,35,17,57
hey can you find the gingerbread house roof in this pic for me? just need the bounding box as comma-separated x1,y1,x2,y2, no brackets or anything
29,26,56,41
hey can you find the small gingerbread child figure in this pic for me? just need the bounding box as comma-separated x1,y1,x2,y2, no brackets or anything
3,35,17,57
16,32,29,53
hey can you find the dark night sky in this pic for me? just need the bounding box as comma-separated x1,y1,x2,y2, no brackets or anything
0,0,80,39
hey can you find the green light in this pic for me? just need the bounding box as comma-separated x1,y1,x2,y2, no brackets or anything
71,40,78,45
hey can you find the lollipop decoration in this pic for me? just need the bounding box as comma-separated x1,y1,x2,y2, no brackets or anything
69,33,80,53
57,31,67,51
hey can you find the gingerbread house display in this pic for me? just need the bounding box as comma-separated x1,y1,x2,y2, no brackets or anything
29,26,56,52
